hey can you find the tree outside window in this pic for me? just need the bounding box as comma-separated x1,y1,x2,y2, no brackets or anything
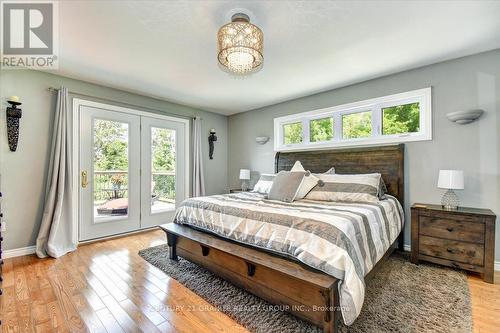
310,117,333,142
342,111,372,139
283,122,303,144
382,102,420,135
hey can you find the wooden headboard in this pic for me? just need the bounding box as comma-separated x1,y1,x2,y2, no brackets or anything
275,144,405,205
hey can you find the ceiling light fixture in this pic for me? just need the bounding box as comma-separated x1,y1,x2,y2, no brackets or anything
217,13,263,75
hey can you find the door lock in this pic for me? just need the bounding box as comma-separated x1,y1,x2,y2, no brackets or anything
81,170,89,188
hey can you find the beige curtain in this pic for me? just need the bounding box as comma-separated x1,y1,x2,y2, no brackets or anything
36,87,76,258
192,117,205,197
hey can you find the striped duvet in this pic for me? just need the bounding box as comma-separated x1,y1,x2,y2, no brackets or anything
173,192,404,325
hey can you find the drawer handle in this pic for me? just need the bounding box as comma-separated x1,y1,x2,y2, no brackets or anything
200,245,210,256
246,262,256,277
446,227,454,232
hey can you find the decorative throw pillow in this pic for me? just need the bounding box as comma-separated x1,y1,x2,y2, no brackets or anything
324,168,387,199
252,173,276,194
268,171,306,202
305,173,382,202
289,161,319,199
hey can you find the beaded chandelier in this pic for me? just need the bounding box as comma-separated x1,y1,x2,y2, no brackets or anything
217,13,263,74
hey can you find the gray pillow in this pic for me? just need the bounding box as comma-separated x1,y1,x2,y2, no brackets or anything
305,173,381,202
324,168,387,199
378,178,388,199
268,171,306,202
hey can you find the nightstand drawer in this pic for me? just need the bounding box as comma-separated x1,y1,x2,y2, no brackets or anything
419,216,484,243
419,235,484,266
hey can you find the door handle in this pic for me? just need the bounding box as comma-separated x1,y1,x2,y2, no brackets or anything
81,171,89,188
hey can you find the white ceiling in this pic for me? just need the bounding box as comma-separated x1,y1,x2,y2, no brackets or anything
55,1,500,115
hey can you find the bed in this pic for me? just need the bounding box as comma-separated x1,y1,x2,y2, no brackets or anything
160,144,405,332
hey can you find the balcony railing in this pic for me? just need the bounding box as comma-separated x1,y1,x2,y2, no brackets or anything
93,170,175,204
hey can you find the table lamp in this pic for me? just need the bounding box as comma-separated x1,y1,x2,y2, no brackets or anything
438,170,464,210
239,169,251,191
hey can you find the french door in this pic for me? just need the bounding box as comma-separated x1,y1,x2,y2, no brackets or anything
79,103,187,241
140,117,186,228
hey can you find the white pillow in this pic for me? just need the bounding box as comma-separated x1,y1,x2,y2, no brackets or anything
311,167,335,178
290,161,319,199
325,167,335,174
291,161,305,172
305,173,381,202
325,167,388,199
252,173,275,194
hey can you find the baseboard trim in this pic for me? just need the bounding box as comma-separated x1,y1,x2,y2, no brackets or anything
78,226,159,245
3,241,500,271
2,228,159,259
3,245,36,259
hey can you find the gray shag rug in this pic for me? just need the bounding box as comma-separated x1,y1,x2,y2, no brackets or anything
139,245,472,333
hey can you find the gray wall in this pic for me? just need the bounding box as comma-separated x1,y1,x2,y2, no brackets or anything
1,50,499,261
0,70,228,251
228,49,500,260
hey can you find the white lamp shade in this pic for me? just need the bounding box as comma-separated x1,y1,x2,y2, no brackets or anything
438,170,464,190
239,169,251,180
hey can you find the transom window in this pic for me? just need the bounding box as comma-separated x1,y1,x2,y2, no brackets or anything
342,110,372,139
283,122,303,144
310,117,333,142
274,88,431,151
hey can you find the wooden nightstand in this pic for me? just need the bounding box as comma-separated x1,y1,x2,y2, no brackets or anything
411,203,496,283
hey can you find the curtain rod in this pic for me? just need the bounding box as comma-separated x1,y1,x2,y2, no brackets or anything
47,87,198,120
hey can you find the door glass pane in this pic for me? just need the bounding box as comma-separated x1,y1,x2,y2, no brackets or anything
151,127,176,214
382,102,420,135
342,111,372,139
310,117,333,142
93,119,129,221
283,122,303,144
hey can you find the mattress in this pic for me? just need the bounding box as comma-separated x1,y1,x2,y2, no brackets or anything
173,191,404,325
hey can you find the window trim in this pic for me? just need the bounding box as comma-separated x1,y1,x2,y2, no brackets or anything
274,87,432,152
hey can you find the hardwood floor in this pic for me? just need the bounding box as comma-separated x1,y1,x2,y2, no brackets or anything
469,272,500,333
1,229,499,333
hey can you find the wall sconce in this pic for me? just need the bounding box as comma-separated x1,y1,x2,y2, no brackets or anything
446,109,484,124
255,136,269,145
208,128,217,159
6,96,22,152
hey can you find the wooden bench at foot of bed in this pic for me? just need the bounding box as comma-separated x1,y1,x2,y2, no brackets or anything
159,222,342,333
